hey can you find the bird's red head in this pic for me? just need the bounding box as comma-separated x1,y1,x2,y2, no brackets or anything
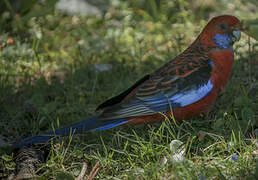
198,15,242,49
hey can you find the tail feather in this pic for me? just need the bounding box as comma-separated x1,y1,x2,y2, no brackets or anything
14,115,128,148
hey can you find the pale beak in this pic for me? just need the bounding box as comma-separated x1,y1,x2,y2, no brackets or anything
232,30,241,42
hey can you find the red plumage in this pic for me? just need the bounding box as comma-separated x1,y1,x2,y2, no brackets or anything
16,15,242,148
122,15,241,125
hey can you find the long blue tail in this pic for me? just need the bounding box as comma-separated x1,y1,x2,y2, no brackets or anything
14,115,128,148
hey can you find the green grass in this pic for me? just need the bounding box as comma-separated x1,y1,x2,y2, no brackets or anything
0,0,258,179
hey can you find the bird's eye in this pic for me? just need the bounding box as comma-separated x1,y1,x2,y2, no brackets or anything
219,23,229,31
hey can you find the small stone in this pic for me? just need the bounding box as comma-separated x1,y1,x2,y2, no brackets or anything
91,64,112,72
56,0,101,16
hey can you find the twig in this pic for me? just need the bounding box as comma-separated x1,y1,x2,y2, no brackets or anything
76,162,88,180
87,162,100,180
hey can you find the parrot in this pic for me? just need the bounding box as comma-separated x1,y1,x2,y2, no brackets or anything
15,15,242,148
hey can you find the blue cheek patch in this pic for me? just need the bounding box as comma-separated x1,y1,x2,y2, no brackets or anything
213,33,232,50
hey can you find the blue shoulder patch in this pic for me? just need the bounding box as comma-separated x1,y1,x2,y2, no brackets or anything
170,79,213,107
143,79,213,112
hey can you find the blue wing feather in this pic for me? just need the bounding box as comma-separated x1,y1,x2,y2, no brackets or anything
137,79,213,112
99,58,213,120
14,116,128,148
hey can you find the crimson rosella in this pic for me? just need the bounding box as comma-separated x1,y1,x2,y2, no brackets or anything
15,15,242,148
